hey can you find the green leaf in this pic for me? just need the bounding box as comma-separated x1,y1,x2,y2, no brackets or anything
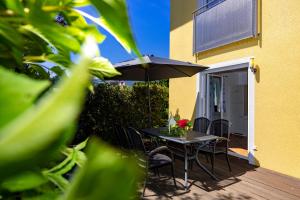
74,138,88,150
1,171,47,192
43,142,89,192
89,57,121,79
72,0,90,7
67,24,106,44
74,151,87,167
65,10,106,43
5,0,25,15
22,186,62,200
84,26,106,43
24,53,72,69
62,139,141,200
27,2,81,53
0,20,24,48
44,174,69,191
20,25,56,50
27,64,50,80
66,9,89,28
51,153,76,176
61,147,87,168
0,20,24,67
80,35,100,58
75,1,141,56
62,139,88,167
47,53,71,67
0,68,50,129
50,66,66,76
22,30,52,56
0,51,91,180
45,150,75,175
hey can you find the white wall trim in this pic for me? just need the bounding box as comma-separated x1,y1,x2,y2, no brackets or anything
196,57,256,165
247,60,256,165
196,72,200,118
208,57,254,68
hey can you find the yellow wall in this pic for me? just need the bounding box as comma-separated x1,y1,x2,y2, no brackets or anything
169,0,198,119
170,0,300,178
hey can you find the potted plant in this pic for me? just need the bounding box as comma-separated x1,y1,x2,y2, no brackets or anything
163,117,192,137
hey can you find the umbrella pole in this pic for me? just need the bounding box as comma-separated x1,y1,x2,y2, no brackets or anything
145,69,152,127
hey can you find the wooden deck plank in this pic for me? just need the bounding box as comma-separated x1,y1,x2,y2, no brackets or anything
206,157,300,199
235,177,299,200
255,167,300,188
223,181,269,200
191,164,299,199
241,171,300,197
142,156,300,200
214,157,300,197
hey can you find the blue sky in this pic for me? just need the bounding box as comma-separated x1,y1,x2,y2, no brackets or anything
79,0,170,64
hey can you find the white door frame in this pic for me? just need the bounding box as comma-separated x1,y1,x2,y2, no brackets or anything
196,57,256,165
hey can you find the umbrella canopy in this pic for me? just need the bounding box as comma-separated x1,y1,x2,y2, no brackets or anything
107,55,208,127
111,55,208,81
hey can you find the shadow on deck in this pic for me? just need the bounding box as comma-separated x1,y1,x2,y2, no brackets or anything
141,155,300,200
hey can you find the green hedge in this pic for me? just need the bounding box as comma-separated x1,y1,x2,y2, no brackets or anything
74,83,169,143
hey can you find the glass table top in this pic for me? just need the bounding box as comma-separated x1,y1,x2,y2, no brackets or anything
141,127,221,144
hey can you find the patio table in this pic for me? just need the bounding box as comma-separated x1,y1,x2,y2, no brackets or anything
141,127,222,190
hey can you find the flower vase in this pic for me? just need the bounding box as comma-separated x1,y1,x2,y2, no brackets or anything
178,128,187,138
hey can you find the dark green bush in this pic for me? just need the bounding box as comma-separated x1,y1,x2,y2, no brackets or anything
74,82,169,143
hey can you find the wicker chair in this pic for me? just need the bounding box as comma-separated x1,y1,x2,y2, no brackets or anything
198,119,231,173
113,125,132,149
193,117,210,133
127,127,177,196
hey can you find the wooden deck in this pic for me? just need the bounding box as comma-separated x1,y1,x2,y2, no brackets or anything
142,155,300,200
228,134,248,157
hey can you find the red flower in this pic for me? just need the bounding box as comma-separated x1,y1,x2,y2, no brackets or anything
177,119,189,128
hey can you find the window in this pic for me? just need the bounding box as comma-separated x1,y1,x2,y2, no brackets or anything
206,0,225,9
194,0,258,53
197,0,226,14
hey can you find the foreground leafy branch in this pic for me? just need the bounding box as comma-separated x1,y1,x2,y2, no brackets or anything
0,0,142,199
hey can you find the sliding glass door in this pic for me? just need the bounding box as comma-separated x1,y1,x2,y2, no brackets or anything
199,73,225,121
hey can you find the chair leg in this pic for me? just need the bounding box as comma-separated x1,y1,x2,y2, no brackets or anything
210,154,215,174
205,154,209,163
142,176,148,197
171,164,177,189
157,169,160,177
154,168,160,177
225,152,232,172
188,160,194,170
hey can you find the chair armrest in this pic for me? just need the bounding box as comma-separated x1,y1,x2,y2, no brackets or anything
216,137,229,142
208,137,230,150
148,146,173,158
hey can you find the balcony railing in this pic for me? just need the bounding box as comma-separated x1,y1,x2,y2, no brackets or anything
193,0,258,54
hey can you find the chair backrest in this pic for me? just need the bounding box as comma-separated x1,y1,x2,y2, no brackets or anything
127,127,146,153
110,126,120,146
193,117,210,133
210,119,229,138
114,125,131,149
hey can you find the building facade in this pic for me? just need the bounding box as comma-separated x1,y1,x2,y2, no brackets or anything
169,0,300,178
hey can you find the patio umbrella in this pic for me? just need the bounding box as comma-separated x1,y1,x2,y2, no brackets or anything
109,55,208,127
